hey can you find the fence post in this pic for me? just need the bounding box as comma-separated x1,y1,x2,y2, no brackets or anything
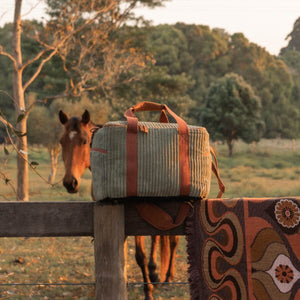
94,203,127,300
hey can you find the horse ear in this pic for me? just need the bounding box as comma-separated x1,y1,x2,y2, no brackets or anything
81,110,90,125
59,110,68,125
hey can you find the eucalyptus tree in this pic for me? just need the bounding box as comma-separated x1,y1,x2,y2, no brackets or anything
0,0,167,201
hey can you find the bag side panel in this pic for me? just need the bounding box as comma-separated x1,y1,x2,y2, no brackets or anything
189,128,211,198
91,127,127,200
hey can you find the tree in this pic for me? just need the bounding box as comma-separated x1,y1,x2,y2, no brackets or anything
107,24,196,120
175,23,230,106
201,73,264,156
0,0,166,201
43,0,165,100
147,25,194,74
280,17,300,55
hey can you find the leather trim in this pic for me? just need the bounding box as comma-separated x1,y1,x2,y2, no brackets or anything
134,202,191,230
124,102,191,197
126,116,138,196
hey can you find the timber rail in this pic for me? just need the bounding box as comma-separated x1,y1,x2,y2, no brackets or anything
0,199,186,299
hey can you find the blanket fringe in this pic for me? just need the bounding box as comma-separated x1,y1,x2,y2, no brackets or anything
185,201,202,300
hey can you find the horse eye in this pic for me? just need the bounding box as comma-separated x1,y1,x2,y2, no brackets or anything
82,139,88,145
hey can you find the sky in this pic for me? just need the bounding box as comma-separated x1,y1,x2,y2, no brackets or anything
1,0,299,55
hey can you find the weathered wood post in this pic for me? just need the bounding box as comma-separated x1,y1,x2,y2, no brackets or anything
94,202,127,300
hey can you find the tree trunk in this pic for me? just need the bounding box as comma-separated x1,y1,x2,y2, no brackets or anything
292,139,296,152
252,141,256,153
48,146,60,184
13,0,29,201
227,139,233,157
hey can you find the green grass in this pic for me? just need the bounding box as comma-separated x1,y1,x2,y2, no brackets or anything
0,139,300,299
209,139,300,198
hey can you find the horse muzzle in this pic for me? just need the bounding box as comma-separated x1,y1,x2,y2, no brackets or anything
63,176,79,193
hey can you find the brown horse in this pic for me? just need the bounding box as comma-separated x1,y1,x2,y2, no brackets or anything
59,110,179,300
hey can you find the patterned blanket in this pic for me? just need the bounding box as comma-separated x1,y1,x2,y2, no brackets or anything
186,197,300,300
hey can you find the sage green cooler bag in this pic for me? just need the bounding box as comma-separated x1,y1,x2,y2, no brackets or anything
91,102,224,205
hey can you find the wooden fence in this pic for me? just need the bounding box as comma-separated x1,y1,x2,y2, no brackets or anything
0,200,185,300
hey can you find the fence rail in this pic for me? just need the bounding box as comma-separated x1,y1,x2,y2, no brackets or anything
0,199,186,299
0,200,185,237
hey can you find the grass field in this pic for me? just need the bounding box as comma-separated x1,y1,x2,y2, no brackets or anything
0,139,299,299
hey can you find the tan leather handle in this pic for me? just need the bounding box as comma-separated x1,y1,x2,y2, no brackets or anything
124,101,186,127
159,110,169,123
124,101,167,117
125,102,169,123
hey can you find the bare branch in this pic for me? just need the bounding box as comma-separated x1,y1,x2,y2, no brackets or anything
22,1,116,93
0,170,18,200
0,9,10,26
21,0,44,18
0,46,17,68
24,99,47,118
116,0,139,27
0,116,14,131
21,47,55,70
23,49,58,92
0,116,53,187
58,1,117,44
0,90,17,106
42,2,117,51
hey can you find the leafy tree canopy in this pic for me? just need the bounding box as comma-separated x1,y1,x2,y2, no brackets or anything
280,17,300,55
1,15,300,141
201,73,264,156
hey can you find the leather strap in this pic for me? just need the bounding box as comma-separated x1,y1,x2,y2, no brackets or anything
124,102,167,116
134,201,191,231
134,147,226,230
210,147,226,198
126,116,138,196
124,101,190,197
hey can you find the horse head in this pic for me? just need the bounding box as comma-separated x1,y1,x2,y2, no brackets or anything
59,110,96,193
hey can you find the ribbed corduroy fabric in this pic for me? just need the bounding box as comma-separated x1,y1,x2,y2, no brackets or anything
90,121,211,201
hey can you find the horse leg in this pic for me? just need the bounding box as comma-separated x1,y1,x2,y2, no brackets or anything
135,236,154,300
165,235,179,282
160,236,170,282
148,235,160,283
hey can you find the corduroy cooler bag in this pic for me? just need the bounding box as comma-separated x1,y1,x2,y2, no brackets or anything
91,102,224,206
